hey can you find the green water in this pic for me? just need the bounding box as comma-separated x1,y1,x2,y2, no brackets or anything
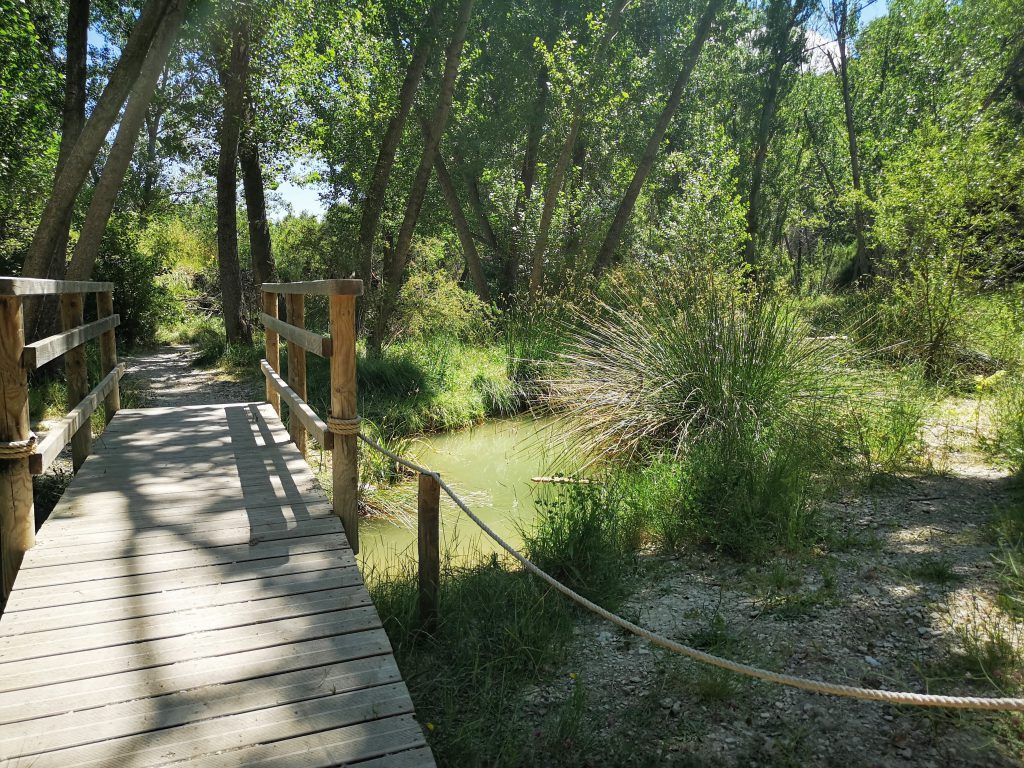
358,416,558,571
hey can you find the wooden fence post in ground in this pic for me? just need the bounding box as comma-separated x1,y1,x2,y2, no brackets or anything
60,293,90,471
329,293,359,553
263,291,280,415
0,297,33,599
285,293,306,453
418,472,441,631
96,291,120,424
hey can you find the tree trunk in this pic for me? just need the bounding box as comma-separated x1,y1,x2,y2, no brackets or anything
371,0,476,352
66,0,188,282
240,135,276,288
592,0,724,277
215,12,253,345
435,151,490,301
141,103,164,214
745,60,787,265
527,0,629,297
27,0,89,340
831,0,871,279
22,0,174,287
357,0,444,290
465,169,501,253
504,62,548,295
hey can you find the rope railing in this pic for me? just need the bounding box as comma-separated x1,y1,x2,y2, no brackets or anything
357,431,1024,713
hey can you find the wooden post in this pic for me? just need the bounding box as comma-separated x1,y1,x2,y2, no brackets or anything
263,290,280,414
0,297,33,599
330,293,359,553
285,293,307,454
96,291,120,424
418,472,440,630
60,293,90,471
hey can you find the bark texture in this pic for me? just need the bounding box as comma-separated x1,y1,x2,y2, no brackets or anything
240,135,276,288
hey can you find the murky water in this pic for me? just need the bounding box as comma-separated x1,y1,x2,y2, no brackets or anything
358,416,559,572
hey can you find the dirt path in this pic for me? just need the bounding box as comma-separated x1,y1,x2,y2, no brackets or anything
521,399,1024,767
123,345,260,407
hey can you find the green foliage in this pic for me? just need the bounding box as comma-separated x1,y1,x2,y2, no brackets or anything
847,367,930,476
396,267,494,346
548,272,845,558
988,374,1024,475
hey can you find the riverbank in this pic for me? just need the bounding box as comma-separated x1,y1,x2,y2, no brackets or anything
372,395,1024,766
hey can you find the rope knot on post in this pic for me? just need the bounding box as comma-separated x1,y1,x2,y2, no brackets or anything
0,432,37,460
327,415,361,436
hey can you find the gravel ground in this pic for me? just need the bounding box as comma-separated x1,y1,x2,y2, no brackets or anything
520,400,1024,767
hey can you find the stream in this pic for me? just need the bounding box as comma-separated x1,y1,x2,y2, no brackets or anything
357,416,560,572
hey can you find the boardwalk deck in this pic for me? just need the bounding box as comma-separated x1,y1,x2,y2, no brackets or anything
0,402,434,767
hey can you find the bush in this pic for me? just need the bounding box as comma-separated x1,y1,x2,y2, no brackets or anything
989,374,1024,475
547,272,846,558
847,367,930,476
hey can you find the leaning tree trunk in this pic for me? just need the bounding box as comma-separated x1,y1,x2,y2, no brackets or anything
214,13,253,345
357,0,444,292
22,0,174,284
370,0,476,353
527,0,629,298
745,58,786,265
67,0,188,282
592,0,724,277
435,151,490,301
28,0,89,341
240,135,276,288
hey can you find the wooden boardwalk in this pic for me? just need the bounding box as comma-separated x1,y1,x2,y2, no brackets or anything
0,402,434,767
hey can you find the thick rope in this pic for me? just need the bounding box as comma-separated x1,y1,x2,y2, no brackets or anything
327,415,361,436
357,432,1024,712
0,432,37,460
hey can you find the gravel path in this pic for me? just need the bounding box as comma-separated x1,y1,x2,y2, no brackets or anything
123,345,261,407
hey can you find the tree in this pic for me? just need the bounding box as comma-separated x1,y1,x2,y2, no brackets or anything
592,0,727,276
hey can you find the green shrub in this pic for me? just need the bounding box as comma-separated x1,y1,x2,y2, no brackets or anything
989,374,1024,474
547,272,846,558
847,367,930,475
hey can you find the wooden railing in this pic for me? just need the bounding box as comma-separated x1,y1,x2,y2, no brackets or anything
260,279,363,552
0,277,124,598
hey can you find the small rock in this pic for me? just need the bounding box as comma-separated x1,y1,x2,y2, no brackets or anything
660,697,674,710
900,747,913,760
917,626,931,637
865,655,881,667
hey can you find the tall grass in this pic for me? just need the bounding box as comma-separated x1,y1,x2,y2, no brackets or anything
546,274,847,558
989,374,1024,475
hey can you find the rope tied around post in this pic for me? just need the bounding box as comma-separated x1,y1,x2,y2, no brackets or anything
0,432,37,460
356,431,1024,712
327,415,361,436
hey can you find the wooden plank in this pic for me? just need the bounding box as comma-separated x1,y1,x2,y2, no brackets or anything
5,551,352,612
6,683,415,767
263,290,281,413
285,293,308,454
30,364,124,475
0,607,383,693
2,566,363,635
0,629,394,724
0,586,372,661
261,278,363,296
192,714,429,768
262,359,333,448
0,657,403,758
358,747,438,767
0,277,113,297
260,312,332,357
12,533,348,590
22,516,342,569
22,314,119,369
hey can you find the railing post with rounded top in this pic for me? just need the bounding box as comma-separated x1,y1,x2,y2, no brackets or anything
0,296,33,599
262,290,280,414
329,292,359,553
96,290,120,424
418,472,441,631
285,293,306,454
60,293,90,471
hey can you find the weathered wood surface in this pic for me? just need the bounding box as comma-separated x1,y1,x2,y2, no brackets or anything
0,277,113,297
22,313,119,370
0,401,434,768
261,359,332,448
262,278,364,296
260,311,332,358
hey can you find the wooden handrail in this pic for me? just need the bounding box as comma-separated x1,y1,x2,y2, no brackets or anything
0,279,122,598
23,314,120,369
30,363,125,475
260,279,362,552
0,277,114,296
259,312,331,357
260,359,333,449
261,279,363,296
